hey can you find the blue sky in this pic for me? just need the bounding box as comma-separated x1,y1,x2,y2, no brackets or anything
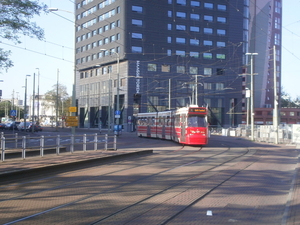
0,0,299,101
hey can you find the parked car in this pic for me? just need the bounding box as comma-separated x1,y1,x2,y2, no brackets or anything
0,123,6,130
5,121,20,130
18,122,31,131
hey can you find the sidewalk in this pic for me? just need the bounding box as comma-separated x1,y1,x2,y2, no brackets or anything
0,131,153,181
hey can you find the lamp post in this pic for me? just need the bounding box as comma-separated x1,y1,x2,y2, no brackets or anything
245,52,258,141
100,49,120,135
49,7,76,134
24,75,31,131
36,68,40,123
31,73,36,133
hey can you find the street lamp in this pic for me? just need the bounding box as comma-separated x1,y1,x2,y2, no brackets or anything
100,49,120,135
36,68,40,123
48,7,76,134
31,73,36,133
245,52,258,141
24,75,31,131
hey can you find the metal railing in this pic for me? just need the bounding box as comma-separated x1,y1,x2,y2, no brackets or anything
1,132,117,162
214,124,300,145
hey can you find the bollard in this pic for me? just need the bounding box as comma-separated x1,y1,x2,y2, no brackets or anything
56,135,60,155
94,133,97,151
83,134,87,152
114,135,117,150
70,134,74,153
0,132,3,150
40,136,44,157
105,134,108,150
1,136,5,162
22,136,26,159
15,133,18,149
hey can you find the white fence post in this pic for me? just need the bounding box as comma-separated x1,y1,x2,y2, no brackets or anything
83,134,87,152
1,136,5,162
105,134,108,150
22,136,26,159
71,134,74,153
94,133,97,151
56,135,60,155
114,135,117,150
40,136,44,157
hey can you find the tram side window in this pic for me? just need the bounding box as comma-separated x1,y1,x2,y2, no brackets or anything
174,115,180,126
166,116,170,126
138,117,141,125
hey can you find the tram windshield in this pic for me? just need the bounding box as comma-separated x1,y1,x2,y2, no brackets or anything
188,116,207,127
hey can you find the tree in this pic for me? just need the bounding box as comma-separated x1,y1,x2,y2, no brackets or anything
281,90,300,108
44,83,71,118
0,0,48,70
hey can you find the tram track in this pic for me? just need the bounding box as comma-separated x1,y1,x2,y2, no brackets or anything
0,146,255,225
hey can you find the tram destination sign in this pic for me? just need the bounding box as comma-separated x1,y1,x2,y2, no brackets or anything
189,108,207,113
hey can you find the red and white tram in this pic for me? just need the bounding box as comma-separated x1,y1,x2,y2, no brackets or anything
136,105,209,145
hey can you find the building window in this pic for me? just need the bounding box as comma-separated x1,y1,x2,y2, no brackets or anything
204,28,213,34
168,24,172,30
177,66,185,73
110,35,116,42
167,49,172,56
190,14,200,20
204,40,212,46
176,25,186,30
217,4,227,11
104,25,109,32
217,41,225,47
204,3,213,9
110,22,116,29
204,15,213,22
190,52,199,58
217,68,224,75
204,68,212,75
191,1,200,7
176,50,185,56
168,10,172,17
275,33,280,45
132,6,143,13
189,66,198,74
148,63,157,71
216,83,224,90
132,19,143,26
204,83,212,89
176,12,186,18
216,54,226,59
190,39,199,46
217,17,226,23
217,29,226,36
190,26,199,32
132,46,142,53
162,64,170,72
177,0,186,6
176,37,186,44
167,36,172,43
132,33,143,39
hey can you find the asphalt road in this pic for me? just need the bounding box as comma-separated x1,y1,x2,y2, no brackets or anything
0,132,299,224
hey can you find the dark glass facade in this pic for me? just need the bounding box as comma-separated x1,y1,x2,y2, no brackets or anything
75,0,281,129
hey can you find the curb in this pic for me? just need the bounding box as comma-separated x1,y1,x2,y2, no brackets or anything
0,149,153,181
